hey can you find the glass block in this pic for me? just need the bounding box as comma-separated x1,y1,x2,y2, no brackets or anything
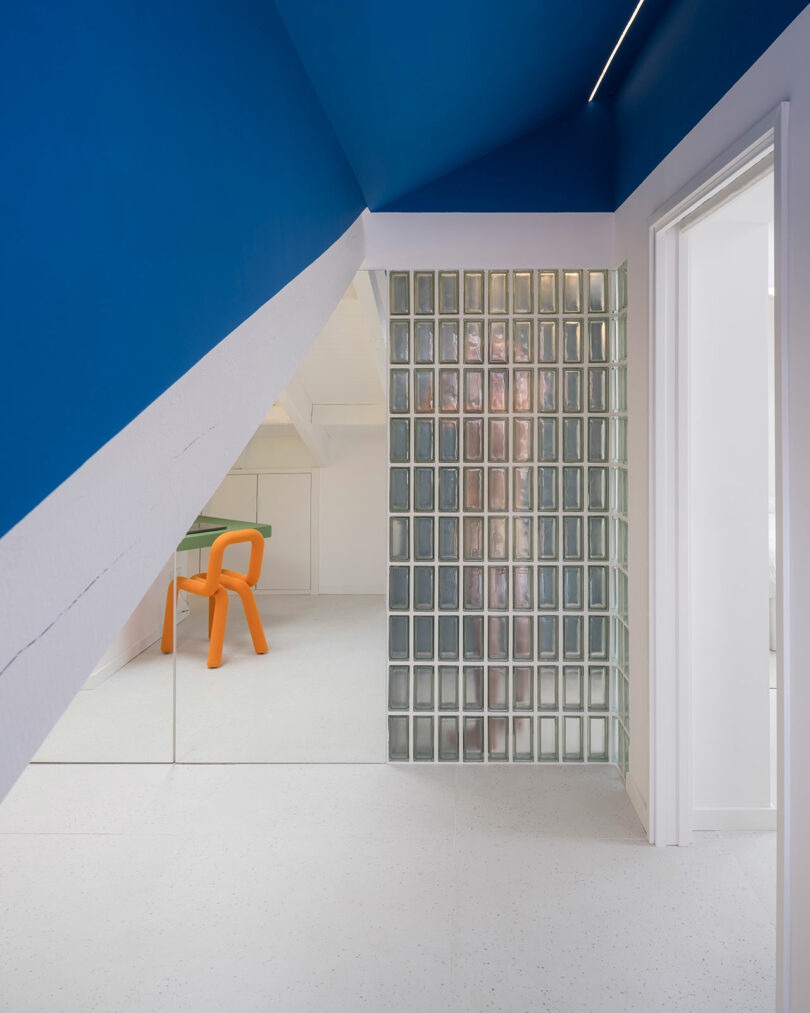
562,467,583,511
538,565,558,610
513,616,533,660
513,566,533,610
513,466,532,512
488,320,508,363
488,566,508,611
588,467,608,511
389,566,409,611
563,715,583,762
562,566,583,610
563,616,583,660
480,473,501,520
588,269,608,313
415,320,434,363
538,369,557,412
562,270,582,314
389,715,409,761
463,320,484,363
512,270,533,314
463,368,484,412
463,517,484,561
390,419,410,463
488,616,508,660
588,367,608,412
488,517,508,560
463,418,483,462
390,517,409,562
513,666,533,710
562,418,582,462
538,666,558,710
438,467,459,511
414,271,434,315
513,418,532,462
538,320,557,362
438,615,458,661
439,319,460,363
464,271,484,314
562,516,583,560
538,615,558,660
488,270,508,314
488,418,508,462
563,320,582,363
513,517,533,560
439,418,459,462
463,566,483,610
414,467,434,511
513,319,533,362
389,616,409,660
390,369,409,413
414,418,434,462
414,615,434,660
438,271,459,314
562,369,582,412
589,319,608,364
611,363,627,411
438,566,459,610
488,716,509,761
438,517,459,560
390,272,409,315
389,666,409,710
413,716,434,761
563,666,583,710
463,716,484,761
439,369,459,413
414,369,435,413
538,467,557,512
589,516,608,560
488,368,508,412
538,418,557,461
439,716,459,761
464,467,483,511
612,313,627,362
439,666,459,710
463,666,484,709
488,666,509,710
414,665,434,710
588,666,609,710
390,320,410,363
588,716,609,761
538,270,558,314
588,418,608,462
538,517,558,560
390,468,409,512
589,565,608,610
513,368,533,413
612,416,628,465
414,566,434,611
513,716,533,761
538,715,558,761
589,616,609,660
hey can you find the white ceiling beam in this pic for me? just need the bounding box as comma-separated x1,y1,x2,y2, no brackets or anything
310,404,386,427
353,269,388,398
278,375,330,466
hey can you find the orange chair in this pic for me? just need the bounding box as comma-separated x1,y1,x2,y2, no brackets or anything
161,529,268,668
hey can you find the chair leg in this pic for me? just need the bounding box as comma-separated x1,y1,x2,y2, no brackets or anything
208,596,215,639
207,587,229,668
160,581,177,653
234,581,268,654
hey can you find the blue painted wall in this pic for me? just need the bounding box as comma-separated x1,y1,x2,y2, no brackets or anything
0,0,364,536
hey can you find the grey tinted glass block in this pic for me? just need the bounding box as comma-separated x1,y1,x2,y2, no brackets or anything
390,272,409,315
438,615,459,660
538,565,558,610
463,321,484,363
562,270,582,314
414,615,434,660
463,716,484,761
588,367,608,412
464,418,483,461
488,467,508,512
488,566,508,610
464,271,484,314
538,517,558,560
589,616,609,660
463,665,484,709
412,468,433,512
513,566,533,610
390,467,417,516
438,467,459,511
538,320,557,362
414,566,434,611
588,319,608,362
464,369,484,412
390,517,409,562
588,467,608,511
415,320,434,363
562,467,583,511
389,616,409,660
563,369,582,412
513,368,533,413
439,319,460,363
588,666,609,710
389,716,409,761
413,716,434,761
488,418,508,462
488,271,508,314
390,419,410,463
562,566,583,610
588,566,608,610
414,666,434,710
414,271,435,315
538,615,558,660
589,716,609,761
563,715,583,762
563,320,582,363
563,616,583,660
390,369,409,413
414,369,435,413
414,516,434,561
389,566,410,611
513,517,532,560
538,467,557,512
513,615,533,660
538,270,558,314
438,516,459,561
513,270,533,314
489,517,508,560
563,666,583,710
389,666,409,710
463,616,484,660
513,716,533,761
439,419,459,462
439,271,459,314
488,320,508,362
538,715,558,761
589,516,608,560
538,666,558,710
513,466,532,512
538,418,557,461
513,319,533,362
463,566,483,610
390,320,410,363
438,369,459,413
488,666,509,710
488,716,509,761
463,517,484,560
414,418,434,462
513,666,533,710
438,566,459,610
588,269,608,313
588,418,608,462
488,369,508,412
538,369,557,412
439,716,459,761
562,418,582,462
513,418,532,462
439,666,459,710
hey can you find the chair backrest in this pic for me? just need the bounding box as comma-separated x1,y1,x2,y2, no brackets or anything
203,529,265,591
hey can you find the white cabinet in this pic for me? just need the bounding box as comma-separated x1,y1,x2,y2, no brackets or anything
257,473,312,591
201,473,258,578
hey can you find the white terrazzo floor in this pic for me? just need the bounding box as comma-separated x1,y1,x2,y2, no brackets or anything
0,763,775,1013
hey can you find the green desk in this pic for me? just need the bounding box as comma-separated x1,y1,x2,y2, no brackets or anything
177,514,272,552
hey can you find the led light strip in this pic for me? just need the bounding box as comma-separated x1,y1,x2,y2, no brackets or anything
588,0,647,102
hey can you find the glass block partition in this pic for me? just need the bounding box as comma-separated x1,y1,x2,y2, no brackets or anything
387,269,628,766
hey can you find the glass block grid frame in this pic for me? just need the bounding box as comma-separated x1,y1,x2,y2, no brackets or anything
387,268,628,765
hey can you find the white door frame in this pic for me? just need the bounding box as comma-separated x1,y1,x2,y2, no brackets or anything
649,103,790,846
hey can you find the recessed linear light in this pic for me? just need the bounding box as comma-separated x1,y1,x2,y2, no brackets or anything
588,0,647,102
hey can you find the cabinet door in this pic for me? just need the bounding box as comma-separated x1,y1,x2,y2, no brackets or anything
256,473,311,591
200,473,258,577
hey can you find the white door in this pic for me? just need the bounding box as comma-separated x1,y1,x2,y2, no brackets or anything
201,473,258,578
257,473,311,591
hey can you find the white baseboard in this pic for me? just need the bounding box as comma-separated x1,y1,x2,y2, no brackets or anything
692,806,777,831
82,610,189,690
625,771,650,835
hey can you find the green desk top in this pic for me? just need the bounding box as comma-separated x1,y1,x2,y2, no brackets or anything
177,514,272,552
